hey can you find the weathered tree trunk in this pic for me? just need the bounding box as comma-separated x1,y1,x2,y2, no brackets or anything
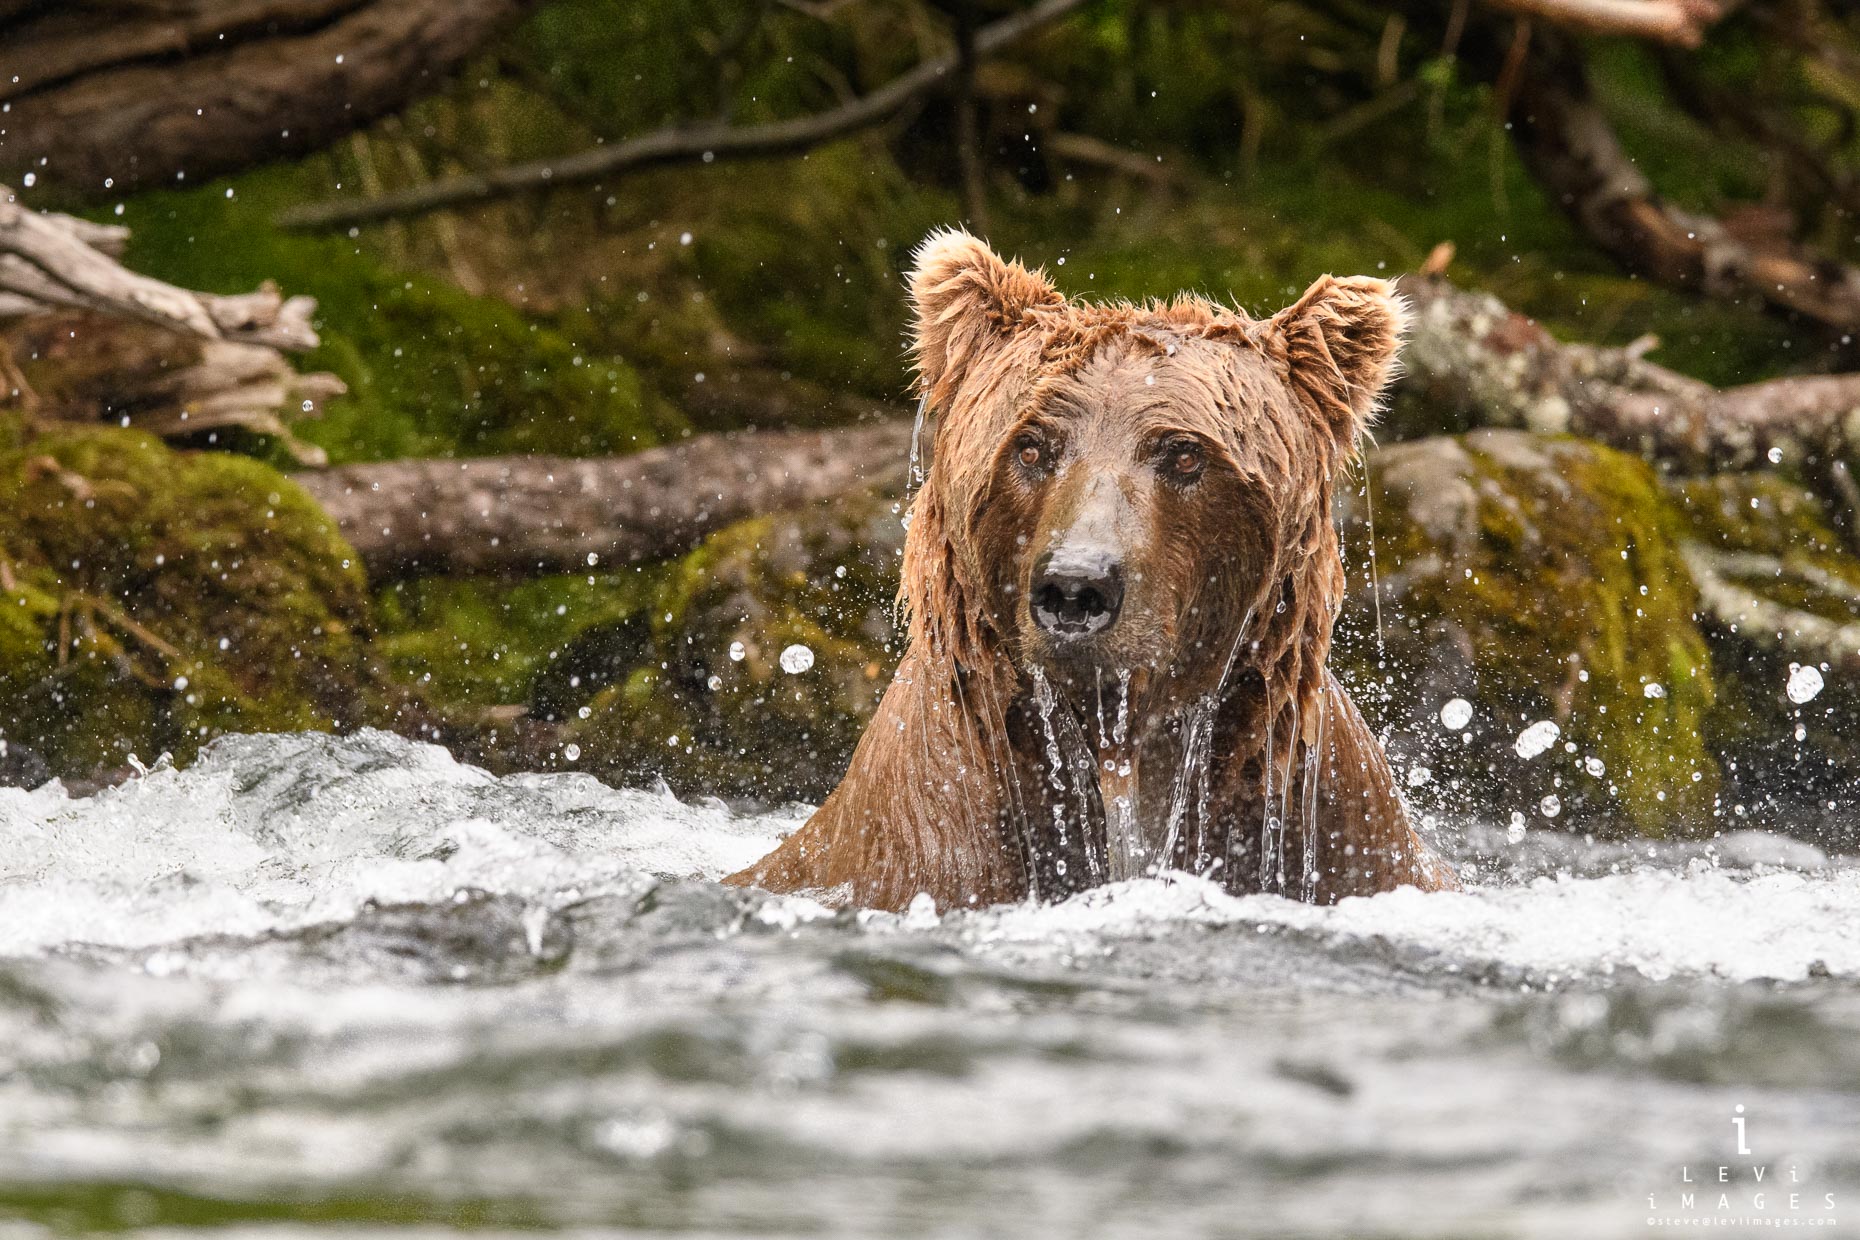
293,422,912,579
0,0,535,199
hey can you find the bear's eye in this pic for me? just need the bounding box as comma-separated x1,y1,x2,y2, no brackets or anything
1162,438,1205,481
1016,439,1045,471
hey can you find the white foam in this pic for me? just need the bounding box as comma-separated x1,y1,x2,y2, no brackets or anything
0,730,787,956
972,864,1860,983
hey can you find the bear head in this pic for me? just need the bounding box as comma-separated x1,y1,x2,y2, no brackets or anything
900,228,1404,727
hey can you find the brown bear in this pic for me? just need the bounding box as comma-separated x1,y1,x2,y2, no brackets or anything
726,230,1458,911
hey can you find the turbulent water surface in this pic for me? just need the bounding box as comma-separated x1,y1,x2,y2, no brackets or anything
0,730,1855,1239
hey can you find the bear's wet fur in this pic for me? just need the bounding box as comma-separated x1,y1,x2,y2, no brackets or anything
727,230,1458,910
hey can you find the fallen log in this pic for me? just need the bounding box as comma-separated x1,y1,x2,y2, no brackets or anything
1400,274,1860,475
293,422,912,579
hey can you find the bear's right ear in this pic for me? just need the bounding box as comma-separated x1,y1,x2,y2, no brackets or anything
909,228,1061,405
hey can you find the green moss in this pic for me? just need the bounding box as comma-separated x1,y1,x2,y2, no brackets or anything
370,570,665,714
113,172,685,465
1337,431,1718,838
0,425,369,776
570,492,903,800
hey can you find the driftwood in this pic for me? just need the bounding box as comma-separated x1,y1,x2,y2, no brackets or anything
293,422,912,578
1682,544,1860,675
0,0,536,198
0,188,341,463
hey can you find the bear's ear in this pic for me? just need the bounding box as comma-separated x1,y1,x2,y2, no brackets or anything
909,228,1061,406
1263,274,1406,449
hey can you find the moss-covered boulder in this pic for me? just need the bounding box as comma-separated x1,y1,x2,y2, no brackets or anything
0,422,370,779
1333,430,1719,838
567,492,904,801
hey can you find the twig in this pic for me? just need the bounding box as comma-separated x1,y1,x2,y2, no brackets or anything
1479,0,1723,46
1507,36,1860,336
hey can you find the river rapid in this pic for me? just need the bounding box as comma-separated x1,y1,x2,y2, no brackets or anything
0,729,1854,1238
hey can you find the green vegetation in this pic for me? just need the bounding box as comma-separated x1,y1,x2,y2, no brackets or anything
117,172,685,465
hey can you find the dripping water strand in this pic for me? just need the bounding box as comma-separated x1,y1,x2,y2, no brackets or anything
1031,668,1100,883
1112,669,1131,747
1298,682,1329,903
1257,709,1278,892
906,393,931,505
1159,702,1212,874
1275,696,1300,894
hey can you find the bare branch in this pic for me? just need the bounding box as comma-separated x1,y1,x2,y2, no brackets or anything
277,0,1092,231
1508,36,1860,335
0,189,319,349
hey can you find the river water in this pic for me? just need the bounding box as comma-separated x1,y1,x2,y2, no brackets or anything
0,729,1854,1238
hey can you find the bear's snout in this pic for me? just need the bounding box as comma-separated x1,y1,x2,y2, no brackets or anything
1030,549,1124,639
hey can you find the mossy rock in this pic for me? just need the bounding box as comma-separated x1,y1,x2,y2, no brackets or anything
0,423,369,778
1334,430,1719,839
1667,471,1860,833
569,491,905,801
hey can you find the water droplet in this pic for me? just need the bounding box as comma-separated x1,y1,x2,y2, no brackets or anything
1514,719,1560,759
1406,765,1432,787
706,674,722,691
1643,682,1666,699
1439,698,1473,730
779,644,815,674
728,641,746,662
1539,794,1561,818
1506,811,1527,843
1787,663,1825,704
563,743,581,762
1583,756,1605,777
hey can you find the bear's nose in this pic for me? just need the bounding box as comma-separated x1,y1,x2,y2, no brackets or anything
1031,551,1124,639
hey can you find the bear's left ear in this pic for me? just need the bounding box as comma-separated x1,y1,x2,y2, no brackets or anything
908,228,1062,406
1264,274,1406,450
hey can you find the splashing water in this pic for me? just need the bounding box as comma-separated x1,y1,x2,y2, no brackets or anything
0,730,1857,1236
907,393,931,501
